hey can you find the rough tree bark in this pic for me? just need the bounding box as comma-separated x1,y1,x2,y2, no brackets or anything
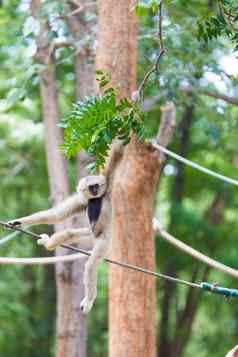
31,1,88,356
96,2,175,356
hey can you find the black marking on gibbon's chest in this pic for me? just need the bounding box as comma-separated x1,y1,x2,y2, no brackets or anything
87,197,103,224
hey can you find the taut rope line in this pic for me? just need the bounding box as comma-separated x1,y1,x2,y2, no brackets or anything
1,221,238,299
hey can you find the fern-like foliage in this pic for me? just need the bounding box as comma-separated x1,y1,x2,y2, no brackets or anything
197,0,238,49
60,71,146,170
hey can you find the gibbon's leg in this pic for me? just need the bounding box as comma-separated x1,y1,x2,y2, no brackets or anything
80,236,109,314
8,193,87,226
37,228,93,251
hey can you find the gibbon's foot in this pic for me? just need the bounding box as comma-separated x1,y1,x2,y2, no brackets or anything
7,221,21,227
80,296,95,314
37,234,54,251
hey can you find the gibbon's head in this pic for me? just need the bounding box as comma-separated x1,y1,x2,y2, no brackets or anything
77,175,107,199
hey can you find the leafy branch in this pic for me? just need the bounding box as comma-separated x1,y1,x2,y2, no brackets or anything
61,0,164,170
60,71,146,170
197,0,238,49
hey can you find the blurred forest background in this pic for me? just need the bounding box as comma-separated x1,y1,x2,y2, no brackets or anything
1,0,238,356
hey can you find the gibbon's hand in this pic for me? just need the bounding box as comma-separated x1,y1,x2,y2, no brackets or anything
37,234,54,251
7,220,22,227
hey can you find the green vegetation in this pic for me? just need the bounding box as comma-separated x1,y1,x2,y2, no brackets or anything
1,1,238,356
61,72,145,169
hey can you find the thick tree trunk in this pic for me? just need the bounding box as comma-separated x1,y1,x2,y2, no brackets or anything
109,140,160,357
31,1,88,356
96,2,159,356
96,0,137,95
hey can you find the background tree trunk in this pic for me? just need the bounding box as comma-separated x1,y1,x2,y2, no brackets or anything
31,1,88,356
158,105,225,357
40,59,88,357
39,64,83,357
66,3,94,101
66,6,96,356
158,104,194,357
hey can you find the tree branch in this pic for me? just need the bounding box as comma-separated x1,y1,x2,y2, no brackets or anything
46,40,76,63
181,84,238,107
156,101,176,147
153,218,238,278
59,1,97,19
137,1,165,103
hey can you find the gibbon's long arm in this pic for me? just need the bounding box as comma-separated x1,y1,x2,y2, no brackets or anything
102,139,124,191
38,228,93,250
9,192,88,226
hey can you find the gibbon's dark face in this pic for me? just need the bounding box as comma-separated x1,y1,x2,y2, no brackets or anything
88,184,99,197
77,175,107,199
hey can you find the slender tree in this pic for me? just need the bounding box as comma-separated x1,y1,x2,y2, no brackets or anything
31,1,88,356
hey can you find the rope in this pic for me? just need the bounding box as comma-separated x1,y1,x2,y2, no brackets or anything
0,231,20,245
1,221,238,299
0,221,199,286
151,140,238,186
0,221,87,265
201,283,238,298
0,225,33,246
153,218,238,279
0,253,86,265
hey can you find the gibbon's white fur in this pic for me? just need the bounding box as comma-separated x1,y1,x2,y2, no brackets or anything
9,141,124,313
8,174,112,313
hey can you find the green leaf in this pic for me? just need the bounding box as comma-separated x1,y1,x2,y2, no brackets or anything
61,76,145,168
135,3,149,17
95,69,104,75
7,88,26,105
99,79,110,87
151,0,159,14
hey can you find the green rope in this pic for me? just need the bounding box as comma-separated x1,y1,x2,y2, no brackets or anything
201,283,238,298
